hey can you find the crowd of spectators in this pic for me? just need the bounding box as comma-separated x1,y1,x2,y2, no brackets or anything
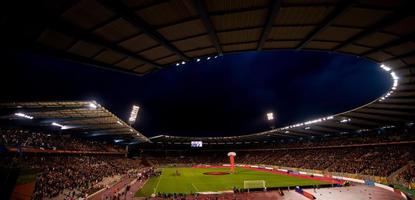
0,128,124,152
2,156,143,200
396,164,415,188
142,126,415,178
143,144,415,177
1,126,414,199
243,127,415,150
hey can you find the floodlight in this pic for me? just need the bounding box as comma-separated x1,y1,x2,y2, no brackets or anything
380,64,391,71
52,122,61,127
266,112,274,120
128,105,140,123
196,58,201,62
14,113,33,119
61,126,71,130
305,127,311,130
51,122,65,129
340,118,351,123
117,121,123,125
181,61,186,65
176,63,180,66
207,57,211,60
390,72,399,80
214,55,218,58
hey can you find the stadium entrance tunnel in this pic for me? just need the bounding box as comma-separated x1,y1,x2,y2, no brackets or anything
203,171,230,175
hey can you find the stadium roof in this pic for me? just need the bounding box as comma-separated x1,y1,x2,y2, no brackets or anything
3,0,415,143
0,101,150,143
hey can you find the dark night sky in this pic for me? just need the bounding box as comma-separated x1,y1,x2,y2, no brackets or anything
0,50,391,137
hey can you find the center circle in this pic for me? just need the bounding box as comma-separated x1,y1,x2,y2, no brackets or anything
203,171,230,175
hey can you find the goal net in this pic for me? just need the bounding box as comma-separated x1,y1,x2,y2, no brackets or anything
243,180,266,191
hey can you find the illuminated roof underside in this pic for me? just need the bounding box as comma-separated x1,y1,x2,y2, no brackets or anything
8,0,415,142
0,101,149,143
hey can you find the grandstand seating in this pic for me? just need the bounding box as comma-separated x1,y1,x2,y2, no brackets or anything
0,129,125,153
1,126,414,199
1,155,151,199
142,144,414,177
395,164,415,189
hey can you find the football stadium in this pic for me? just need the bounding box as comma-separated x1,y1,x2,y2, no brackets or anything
1,0,415,200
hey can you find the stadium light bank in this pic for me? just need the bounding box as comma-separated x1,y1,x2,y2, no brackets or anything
175,55,220,66
266,112,274,121
378,64,399,102
14,112,34,119
277,64,398,131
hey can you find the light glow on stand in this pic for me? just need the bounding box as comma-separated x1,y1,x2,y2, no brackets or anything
51,122,71,130
88,102,97,109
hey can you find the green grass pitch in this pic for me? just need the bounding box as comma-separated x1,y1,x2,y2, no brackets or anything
135,167,327,197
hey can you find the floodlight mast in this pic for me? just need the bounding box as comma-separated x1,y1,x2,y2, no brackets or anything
266,112,275,129
266,112,274,121
128,105,140,125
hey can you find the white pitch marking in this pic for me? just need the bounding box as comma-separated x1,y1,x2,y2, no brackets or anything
191,182,200,192
154,176,162,193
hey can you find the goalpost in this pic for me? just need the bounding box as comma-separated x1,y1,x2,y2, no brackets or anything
243,180,266,192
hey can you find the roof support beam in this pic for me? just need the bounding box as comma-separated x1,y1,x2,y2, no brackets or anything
289,128,326,136
99,0,189,60
193,0,223,55
357,108,415,117
1,106,91,113
296,0,356,50
52,116,113,122
48,22,162,69
257,0,281,50
130,0,168,10
368,103,415,110
32,45,153,76
361,32,415,56
87,132,133,136
384,50,415,63
346,112,407,123
385,98,415,104
35,6,162,70
282,131,309,137
332,1,413,51
320,121,361,131
310,125,341,133
80,127,129,132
